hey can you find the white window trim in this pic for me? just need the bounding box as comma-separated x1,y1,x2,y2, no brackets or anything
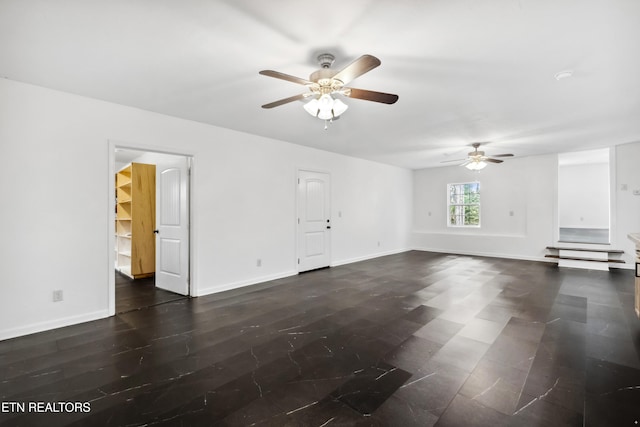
447,181,481,228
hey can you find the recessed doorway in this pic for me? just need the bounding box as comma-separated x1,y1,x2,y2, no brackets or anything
557,148,611,245
109,144,193,314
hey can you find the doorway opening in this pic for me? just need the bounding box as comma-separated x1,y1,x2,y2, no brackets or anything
557,148,611,245
115,273,184,313
109,144,193,315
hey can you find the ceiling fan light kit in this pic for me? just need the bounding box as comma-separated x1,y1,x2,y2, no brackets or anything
441,142,514,170
303,93,349,121
260,53,398,128
465,159,488,170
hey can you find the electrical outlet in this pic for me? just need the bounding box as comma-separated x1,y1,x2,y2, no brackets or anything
53,290,63,302
256,259,262,267
377,241,381,247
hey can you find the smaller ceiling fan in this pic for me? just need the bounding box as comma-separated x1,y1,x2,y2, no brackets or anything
441,143,514,170
259,53,398,126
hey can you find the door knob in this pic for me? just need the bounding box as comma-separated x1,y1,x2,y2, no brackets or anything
326,226,331,229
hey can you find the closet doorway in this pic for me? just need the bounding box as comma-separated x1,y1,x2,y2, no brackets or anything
109,145,192,314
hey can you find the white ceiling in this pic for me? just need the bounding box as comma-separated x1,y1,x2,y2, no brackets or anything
1,0,639,169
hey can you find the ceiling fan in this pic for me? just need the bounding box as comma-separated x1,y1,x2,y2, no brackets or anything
441,143,514,170
259,53,398,126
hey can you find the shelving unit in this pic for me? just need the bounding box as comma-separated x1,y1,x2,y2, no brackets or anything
115,162,156,279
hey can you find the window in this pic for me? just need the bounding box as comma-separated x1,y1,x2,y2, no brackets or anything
448,182,480,227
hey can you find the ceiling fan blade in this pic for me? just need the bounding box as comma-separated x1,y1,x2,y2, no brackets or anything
332,55,381,84
259,70,313,86
486,158,504,163
261,93,310,109
440,158,467,163
492,153,514,157
343,88,399,104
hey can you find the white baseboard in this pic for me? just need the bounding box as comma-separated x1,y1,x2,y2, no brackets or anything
196,270,298,297
411,246,551,264
412,246,634,269
0,309,110,341
331,248,411,267
196,249,412,297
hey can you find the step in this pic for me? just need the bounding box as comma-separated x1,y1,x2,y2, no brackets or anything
546,246,624,254
545,254,625,263
545,246,625,271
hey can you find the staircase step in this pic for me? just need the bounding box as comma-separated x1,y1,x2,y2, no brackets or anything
545,254,625,263
546,246,624,254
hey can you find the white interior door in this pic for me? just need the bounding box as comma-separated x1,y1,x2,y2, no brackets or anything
297,170,331,272
155,156,190,295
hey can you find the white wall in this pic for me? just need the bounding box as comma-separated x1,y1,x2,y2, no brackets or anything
412,154,557,261
0,79,412,340
558,162,609,228
615,141,640,263
412,144,640,267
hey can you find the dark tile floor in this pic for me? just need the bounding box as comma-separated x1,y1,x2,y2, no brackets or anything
1,251,639,426
115,272,186,313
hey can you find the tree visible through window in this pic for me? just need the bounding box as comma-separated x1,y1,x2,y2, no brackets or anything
448,182,480,227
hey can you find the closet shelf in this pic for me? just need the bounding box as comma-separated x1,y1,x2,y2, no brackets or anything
115,162,155,279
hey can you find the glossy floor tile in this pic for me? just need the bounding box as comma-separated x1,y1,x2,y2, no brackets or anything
1,251,639,426
115,272,186,314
